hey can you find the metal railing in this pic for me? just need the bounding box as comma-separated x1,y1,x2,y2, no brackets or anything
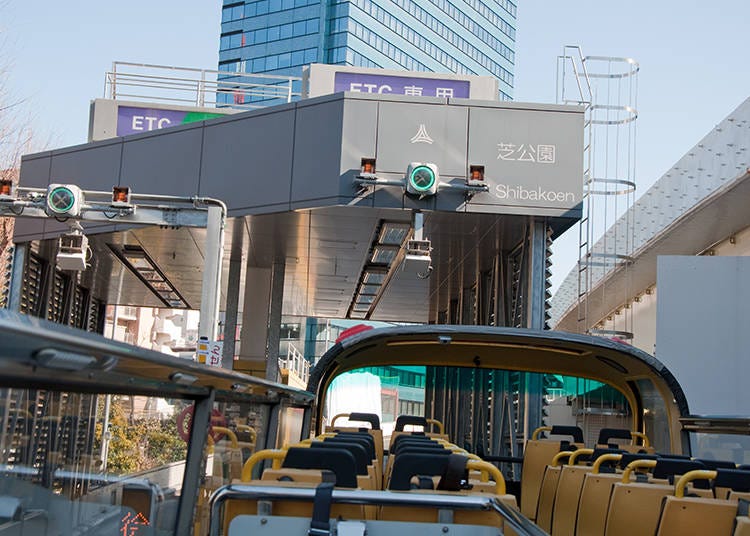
278,343,310,385
209,485,548,536
104,62,302,110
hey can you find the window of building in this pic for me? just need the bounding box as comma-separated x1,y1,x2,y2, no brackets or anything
221,3,245,22
279,323,301,340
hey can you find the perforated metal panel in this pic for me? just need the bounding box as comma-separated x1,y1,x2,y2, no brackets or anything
20,253,44,316
86,298,104,333
69,285,88,329
46,270,70,323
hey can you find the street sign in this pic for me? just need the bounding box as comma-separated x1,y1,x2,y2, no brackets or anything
196,336,223,367
302,64,498,100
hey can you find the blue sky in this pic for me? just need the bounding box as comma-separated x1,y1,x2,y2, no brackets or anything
3,1,748,290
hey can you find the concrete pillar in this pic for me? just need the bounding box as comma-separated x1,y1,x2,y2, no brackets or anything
221,219,245,369
265,260,285,382
236,266,272,377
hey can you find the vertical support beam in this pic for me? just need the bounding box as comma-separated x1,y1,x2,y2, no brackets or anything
265,260,285,382
199,205,225,343
432,366,446,430
237,267,272,376
424,366,435,421
8,242,26,312
413,210,424,241
527,218,548,330
221,219,245,369
175,390,215,535
524,217,548,438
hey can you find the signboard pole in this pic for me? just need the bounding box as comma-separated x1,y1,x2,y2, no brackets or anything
198,205,225,345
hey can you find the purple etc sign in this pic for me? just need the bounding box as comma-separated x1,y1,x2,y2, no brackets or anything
116,106,225,137
334,72,470,98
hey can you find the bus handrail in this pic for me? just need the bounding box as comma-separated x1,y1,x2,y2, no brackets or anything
209,484,548,536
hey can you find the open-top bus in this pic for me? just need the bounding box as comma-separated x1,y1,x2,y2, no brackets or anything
1,310,748,535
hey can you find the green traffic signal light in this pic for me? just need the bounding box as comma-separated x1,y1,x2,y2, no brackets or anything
47,186,76,214
408,165,436,193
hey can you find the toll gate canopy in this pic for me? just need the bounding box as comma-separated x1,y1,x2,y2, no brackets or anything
13,93,583,360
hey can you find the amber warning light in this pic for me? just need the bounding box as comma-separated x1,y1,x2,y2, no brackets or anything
469,165,484,181
0,179,13,198
112,186,131,205
361,158,376,175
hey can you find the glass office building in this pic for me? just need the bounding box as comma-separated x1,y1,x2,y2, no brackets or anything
218,0,516,103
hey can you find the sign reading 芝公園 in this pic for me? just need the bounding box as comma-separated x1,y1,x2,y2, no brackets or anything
116,106,225,137
334,72,470,98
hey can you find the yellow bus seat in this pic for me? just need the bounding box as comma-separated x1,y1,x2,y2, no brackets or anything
714,468,750,500
535,464,562,531
310,439,377,490
388,415,448,449
655,470,739,535
327,412,385,465
656,496,736,535
321,431,382,486
381,459,511,530
735,516,750,536
577,472,622,536
655,472,740,536
550,449,597,536
520,424,584,520
388,452,464,491
596,428,653,454
603,457,717,536
604,481,672,536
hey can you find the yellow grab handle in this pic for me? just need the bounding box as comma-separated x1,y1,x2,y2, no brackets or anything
592,453,623,474
531,426,553,441
675,470,717,498
211,427,239,449
621,459,657,483
240,449,287,482
551,451,574,467
426,418,445,435
630,432,650,447
569,448,594,466
330,413,350,427
466,460,506,495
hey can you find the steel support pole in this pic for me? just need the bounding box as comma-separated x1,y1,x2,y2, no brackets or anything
7,243,26,312
199,205,225,343
524,217,548,438
265,260,285,382
527,218,548,330
221,219,245,369
175,391,215,535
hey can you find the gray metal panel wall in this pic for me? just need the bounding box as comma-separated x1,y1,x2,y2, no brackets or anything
376,100,467,176
14,153,52,241
338,98,378,208
49,140,123,191
200,105,297,213
656,256,750,416
122,127,203,196
466,105,584,214
16,94,584,242
290,96,344,210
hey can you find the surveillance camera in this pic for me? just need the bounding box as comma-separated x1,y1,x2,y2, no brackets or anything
402,238,432,278
56,233,89,271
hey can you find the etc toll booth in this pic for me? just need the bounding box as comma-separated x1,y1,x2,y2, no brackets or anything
11,74,583,437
